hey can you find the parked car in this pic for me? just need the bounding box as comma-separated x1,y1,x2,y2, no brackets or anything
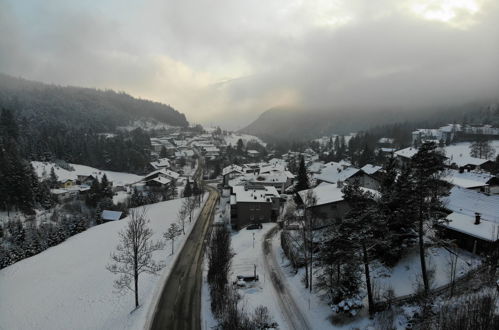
246,223,263,230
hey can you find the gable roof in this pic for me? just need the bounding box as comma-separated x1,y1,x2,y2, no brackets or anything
222,164,244,176
314,162,360,184
394,147,419,159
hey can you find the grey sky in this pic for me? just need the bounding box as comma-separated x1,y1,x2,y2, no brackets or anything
1,0,498,128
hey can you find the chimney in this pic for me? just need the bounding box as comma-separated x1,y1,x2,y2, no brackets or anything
475,212,481,225
337,180,343,188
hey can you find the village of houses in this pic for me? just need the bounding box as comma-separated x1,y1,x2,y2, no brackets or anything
26,123,499,290
2,121,499,329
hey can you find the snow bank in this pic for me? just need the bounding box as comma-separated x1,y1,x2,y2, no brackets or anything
0,198,204,330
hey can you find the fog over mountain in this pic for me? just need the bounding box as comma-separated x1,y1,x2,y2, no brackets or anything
1,0,498,128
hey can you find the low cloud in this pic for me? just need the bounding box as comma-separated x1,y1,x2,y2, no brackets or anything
1,0,498,128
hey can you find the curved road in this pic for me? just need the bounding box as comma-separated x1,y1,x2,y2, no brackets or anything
263,227,311,330
149,186,219,330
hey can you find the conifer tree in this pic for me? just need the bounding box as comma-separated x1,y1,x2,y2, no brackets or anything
183,179,192,197
295,155,309,192
410,141,446,295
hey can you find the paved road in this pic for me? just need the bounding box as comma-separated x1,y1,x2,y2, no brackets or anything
149,185,219,330
263,227,311,330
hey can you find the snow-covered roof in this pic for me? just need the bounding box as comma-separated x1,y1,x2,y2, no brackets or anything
298,183,345,207
378,137,394,144
308,161,325,173
249,172,291,185
442,169,494,189
101,210,123,221
232,185,280,203
145,168,180,180
361,164,382,175
443,186,499,223
314,162,360,184
247,149,260,154
222,164,244,176
441,212,499,242
268,158,286,166
394,147,418,159
150,158,170,169
149,177,172,185
298,183,378,207
380,147,396,153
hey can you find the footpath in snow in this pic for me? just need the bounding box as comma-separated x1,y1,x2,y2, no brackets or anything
0,197,206,330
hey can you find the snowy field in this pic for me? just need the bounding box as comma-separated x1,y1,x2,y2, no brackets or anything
224,133,267,147
0,197,205,330
443,140,499,163
32,161,143,186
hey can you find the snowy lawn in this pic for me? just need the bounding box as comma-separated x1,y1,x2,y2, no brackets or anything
371,246,482,297
229,224,288,328
0,197,206,330
32,161,143,186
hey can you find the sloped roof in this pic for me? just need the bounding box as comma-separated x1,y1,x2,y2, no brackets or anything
394,147,419,159
101,210,123,221
441,212,499,242
361,164,382,175
314,162,360,184
443,186,499,222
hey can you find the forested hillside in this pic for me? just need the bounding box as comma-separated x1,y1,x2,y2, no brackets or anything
0,74,188,130
0,74,189,173
241,103,499,143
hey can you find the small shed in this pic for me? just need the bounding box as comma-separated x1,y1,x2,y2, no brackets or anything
101,210,123,222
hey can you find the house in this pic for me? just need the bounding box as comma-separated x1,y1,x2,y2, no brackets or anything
314,162,360,185
60,179,75,189
394,147,419,168
50,188,79,203
101,210,124,222
442,169,499,194
230,185,281,230
297,183,351,228
143,168,180,183
439,212,498,254
297,182,379,228
377,137,395,147
359,164,384,191
222,165,244,186
442,186,499,223
150,158,171,170
247,171,294,194
247,149,260,158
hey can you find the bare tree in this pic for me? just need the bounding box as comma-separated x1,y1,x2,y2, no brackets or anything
184,196,196,223
470,136,495,159
177,203,187,235
164,223,181,255
106,208,164,309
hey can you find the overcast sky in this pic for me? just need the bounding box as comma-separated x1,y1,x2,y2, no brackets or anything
1,0,498,128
